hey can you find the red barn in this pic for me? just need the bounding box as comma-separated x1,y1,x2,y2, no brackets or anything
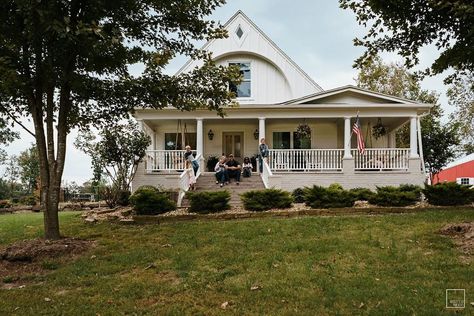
433,153,474,185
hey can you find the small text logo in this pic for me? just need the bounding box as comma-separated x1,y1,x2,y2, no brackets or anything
446,289,465,309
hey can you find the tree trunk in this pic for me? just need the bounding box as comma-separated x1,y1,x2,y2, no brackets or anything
43,184,61,240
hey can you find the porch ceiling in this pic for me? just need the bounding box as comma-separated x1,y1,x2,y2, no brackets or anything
143,117,410,132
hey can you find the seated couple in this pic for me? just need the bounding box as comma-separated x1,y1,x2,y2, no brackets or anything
214,155,253,187
214,154,240,187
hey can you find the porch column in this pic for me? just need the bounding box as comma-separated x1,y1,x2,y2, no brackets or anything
410,116,419,158
151,130,156,150
196,118,203,156
258,117,266,141
343,117,352,158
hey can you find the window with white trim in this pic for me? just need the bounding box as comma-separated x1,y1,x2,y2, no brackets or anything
460,178,470,185
229,62,251,98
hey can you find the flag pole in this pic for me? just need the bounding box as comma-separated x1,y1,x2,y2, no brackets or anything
347,111,359,149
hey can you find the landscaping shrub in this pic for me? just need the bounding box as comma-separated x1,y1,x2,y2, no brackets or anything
19,195,37,206
129,187,176,215
423,182,474,206
0,200,11,209
116,190,131,206
368,185,421,207
187,191,231,213
292,188,306,203
305,184,355,208
399,184,422,196
134,185,161,194
241,189,293,212
349,187,375,201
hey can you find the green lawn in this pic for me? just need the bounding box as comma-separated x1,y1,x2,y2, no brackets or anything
0,210,473,315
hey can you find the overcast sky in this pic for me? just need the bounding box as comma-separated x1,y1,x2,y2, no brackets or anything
2,0,451,185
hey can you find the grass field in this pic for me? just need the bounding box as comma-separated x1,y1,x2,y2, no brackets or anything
0,210,473,315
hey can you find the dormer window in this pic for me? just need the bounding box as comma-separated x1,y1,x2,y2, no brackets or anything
229,62,251,98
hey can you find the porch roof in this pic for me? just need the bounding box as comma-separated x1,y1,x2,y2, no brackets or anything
282,85,427,105
133,85,432,121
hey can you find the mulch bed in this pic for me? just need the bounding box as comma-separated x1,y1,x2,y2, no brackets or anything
439,222,474,262
0,238,94,289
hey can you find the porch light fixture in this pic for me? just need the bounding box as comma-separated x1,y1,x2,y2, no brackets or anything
208,129,214,140
253,129,259,140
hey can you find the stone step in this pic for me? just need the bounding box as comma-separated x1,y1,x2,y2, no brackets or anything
181,173,265,207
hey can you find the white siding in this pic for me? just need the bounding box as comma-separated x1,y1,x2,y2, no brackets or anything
177,11,321,104
216,54,292,104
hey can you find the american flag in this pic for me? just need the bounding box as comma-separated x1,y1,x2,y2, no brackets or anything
352,116,365,154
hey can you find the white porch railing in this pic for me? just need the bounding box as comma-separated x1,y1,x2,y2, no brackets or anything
268,149,344,171
261,158,272,188
145,150,197,172
352,148,410,171
177,154,202,207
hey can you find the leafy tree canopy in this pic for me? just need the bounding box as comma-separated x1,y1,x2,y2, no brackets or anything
0,0,238,239
448,72,474,154
75,120,151,193
18,144,40,194
340,0,474,81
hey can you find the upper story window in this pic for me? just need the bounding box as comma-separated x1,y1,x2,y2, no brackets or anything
459,178,470,185
229,62,251,98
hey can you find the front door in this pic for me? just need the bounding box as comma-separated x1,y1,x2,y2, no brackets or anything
223,132,244,160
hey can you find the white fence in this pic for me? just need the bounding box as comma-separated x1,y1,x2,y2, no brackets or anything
145,150,196,172
268,149,344,171
352,148,410,171
261,158,272,188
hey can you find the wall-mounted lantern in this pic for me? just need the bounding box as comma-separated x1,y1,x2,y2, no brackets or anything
208,129,215,140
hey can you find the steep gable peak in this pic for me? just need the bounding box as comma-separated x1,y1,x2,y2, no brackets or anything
176,10,322,102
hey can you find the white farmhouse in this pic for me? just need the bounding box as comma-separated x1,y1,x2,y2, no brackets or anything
132,11,431,203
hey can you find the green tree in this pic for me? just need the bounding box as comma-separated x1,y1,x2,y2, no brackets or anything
448,72,474,154
18,144,40,194
0,117,19,162
0,0,239,239
356,56,460,181
2,155,24,199
75,120,151,205
340,0,474,81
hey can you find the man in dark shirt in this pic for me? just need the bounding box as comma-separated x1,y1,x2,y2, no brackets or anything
225,154,241,184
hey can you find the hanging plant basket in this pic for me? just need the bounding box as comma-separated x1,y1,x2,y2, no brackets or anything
296,123,312,138
372,118,387,139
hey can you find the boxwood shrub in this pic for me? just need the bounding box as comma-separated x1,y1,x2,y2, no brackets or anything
348,187,375,201
292,188,306,203
187,191,231,214
241,189,293,211
304,184,356,208
129,186,176,215
368,185,421,207
423,182,474,206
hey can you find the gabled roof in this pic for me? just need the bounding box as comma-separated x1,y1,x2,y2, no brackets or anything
176,10,322,92
444,153,474,169
283,85,424,105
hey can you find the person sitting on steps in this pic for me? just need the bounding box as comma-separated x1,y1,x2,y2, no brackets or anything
242,157,253,178
225,154,241,185
214,155,228,187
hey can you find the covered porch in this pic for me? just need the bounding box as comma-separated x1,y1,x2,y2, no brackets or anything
132,86,431,192
137,115,422,175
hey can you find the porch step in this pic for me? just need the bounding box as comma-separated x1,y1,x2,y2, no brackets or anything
181,172,265,207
